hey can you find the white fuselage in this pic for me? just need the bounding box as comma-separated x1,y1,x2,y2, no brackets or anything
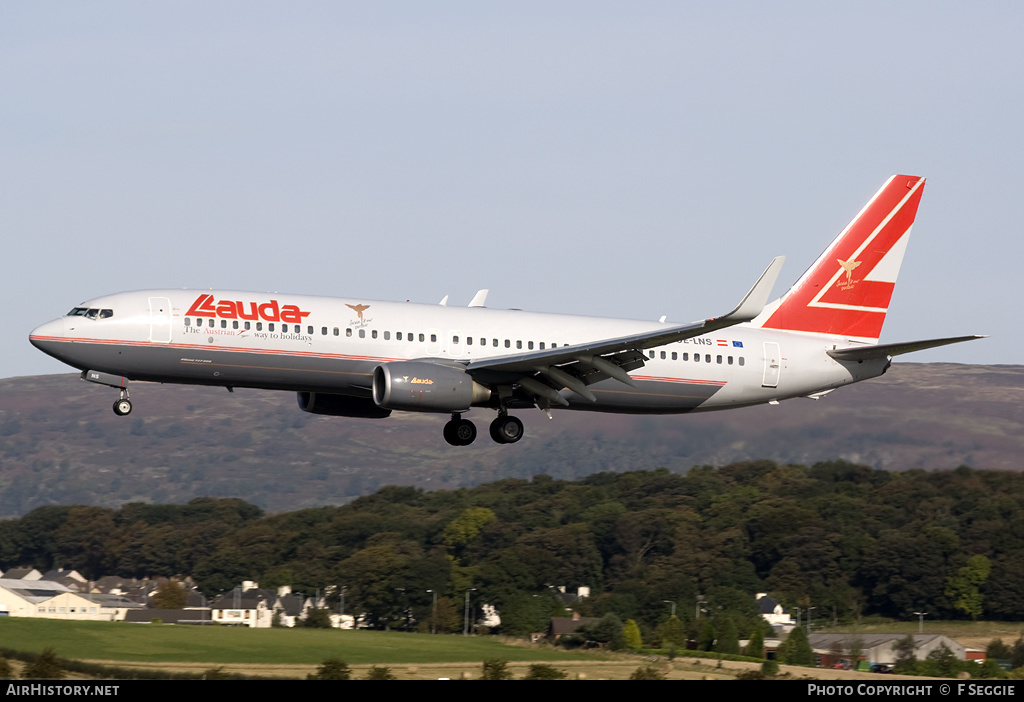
30,288,886,416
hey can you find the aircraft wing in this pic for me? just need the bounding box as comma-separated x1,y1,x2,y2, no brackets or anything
826,335,986,362
463,257,784,404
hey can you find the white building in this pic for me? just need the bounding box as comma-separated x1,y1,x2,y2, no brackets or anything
0,578,138,621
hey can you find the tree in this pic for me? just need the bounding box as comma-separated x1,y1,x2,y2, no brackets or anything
893,634,918,674
623,619,643,650
443,507,497,559
714,616,740,654
746,626,765,659
523,664,567,680
923,643,960,678
847,635,865,670
777,626,815,666
480,659,512,680
658,615,686,650
307,658,351,680
298,607,334,628
150,579,187,609
945,554,991,620
988,638,1012,661
629,665,666,680
364,666,397,680
22,648,64,680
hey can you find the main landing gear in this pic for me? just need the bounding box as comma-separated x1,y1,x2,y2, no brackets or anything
443,412,524,446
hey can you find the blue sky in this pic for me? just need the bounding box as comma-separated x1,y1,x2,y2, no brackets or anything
4,2,1018,378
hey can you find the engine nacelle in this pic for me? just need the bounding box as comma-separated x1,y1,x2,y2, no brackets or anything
297,392,392,418
373,361,491,413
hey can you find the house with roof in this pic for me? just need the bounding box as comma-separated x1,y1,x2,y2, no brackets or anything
756,593,794,631
808,633,965,667
0,577,142,620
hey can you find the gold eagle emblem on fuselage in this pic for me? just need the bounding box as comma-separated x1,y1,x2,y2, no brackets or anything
346,303,370,324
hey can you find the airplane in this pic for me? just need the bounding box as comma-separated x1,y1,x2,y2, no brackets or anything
30,174,982,446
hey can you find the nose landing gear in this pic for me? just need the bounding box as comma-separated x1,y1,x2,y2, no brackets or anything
112,391,133,416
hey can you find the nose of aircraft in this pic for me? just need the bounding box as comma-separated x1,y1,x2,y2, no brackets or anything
29,318,66,354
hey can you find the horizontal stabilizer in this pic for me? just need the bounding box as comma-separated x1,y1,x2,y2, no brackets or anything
826,335,986,362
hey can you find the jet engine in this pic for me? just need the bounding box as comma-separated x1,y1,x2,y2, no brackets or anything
297,392,392,418
372,361,491,413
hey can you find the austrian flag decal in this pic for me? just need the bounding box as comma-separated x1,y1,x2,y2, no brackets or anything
186,294,311,324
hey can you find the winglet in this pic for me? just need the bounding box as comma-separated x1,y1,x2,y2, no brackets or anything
711,256,785,325
468,289,489,308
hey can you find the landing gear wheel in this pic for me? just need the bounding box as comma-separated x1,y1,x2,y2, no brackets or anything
489,414,524,444
443,417,477,446
113,398,133,416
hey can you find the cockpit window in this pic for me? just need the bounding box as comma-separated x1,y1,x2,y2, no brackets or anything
67,307,113,319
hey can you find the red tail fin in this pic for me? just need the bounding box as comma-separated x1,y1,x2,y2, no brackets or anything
758,175,925,342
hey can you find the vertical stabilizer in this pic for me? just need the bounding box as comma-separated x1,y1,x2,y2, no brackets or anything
757,175,925,342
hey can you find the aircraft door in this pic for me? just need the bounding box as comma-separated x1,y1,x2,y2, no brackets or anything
447,330,462,357
762,341,780,388
148,297,172,343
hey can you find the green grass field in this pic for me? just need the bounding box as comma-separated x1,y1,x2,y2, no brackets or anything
0,618,593,666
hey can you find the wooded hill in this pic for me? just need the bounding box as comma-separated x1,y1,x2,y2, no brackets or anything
2,461,1024,636
1,363,1022,518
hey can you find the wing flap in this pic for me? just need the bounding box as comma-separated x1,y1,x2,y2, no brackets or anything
466,257,784,376
465,257,784,403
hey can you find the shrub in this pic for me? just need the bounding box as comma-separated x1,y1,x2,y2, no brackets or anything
307,658,351,680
